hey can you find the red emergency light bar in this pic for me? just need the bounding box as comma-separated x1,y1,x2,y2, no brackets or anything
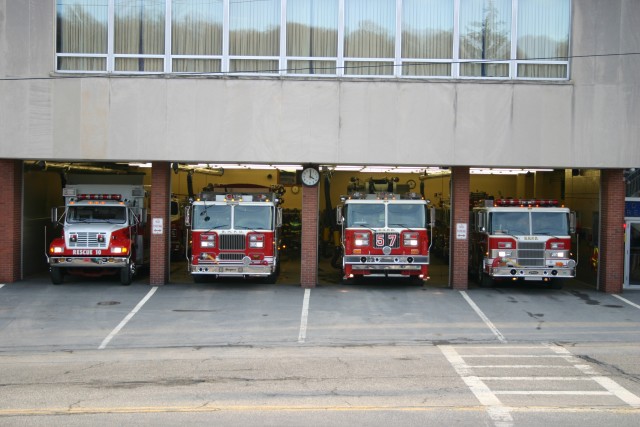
494,199,558,207
77,194,122,201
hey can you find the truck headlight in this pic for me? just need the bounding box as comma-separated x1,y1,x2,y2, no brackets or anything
403,232,418,247
354,232,369,246
249,234,265,248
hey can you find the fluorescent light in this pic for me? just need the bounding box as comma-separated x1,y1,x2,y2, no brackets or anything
334,165,364,171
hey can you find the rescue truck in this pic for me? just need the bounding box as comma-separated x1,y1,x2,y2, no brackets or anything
185,185,284,283
470,198,577,286
336,179,435,283
47,175,148,285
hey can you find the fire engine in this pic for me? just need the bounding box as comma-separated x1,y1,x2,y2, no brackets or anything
47,174,148,285
470,198,577,286
336,179,435,283
185,185,284,283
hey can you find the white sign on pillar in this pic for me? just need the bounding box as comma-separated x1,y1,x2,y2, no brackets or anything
456,223,467,240
152,218,164,235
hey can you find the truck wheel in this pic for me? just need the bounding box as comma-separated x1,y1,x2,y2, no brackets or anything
192,274,207,283
51,268,64,285
263,264,280,284
120,265,133,286
477,262,492,287
549,280,563,290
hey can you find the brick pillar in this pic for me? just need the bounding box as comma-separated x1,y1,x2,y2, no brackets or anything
450,166,470,290
599,169,624,294
149,162,170,285
300,184,319,288
0,160,22,283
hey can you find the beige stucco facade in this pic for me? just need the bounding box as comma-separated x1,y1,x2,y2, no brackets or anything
1,0,639,169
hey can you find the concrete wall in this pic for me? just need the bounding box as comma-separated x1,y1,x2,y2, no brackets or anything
1,0,639,169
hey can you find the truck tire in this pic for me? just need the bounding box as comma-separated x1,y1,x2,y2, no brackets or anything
192,274,207,283
263,264,280,284
120,266,133,286
477,262,492,288
51,268,64,285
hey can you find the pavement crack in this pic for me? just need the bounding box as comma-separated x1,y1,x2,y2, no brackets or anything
577,354,640,384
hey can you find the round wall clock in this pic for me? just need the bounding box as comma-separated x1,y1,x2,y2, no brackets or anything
301,166,320,187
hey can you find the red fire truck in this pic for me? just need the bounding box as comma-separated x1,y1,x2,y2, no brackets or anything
470,199,577,287
336,184,435,283
47,174,149,285
185,185,284,283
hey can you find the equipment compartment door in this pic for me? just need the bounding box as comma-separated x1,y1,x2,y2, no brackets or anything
624,221,640,287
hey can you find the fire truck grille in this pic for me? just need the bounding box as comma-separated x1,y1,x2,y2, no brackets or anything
218,253,245,261
374,233,400,248
220,234,245,250
69,232,107,248
517,241,545,267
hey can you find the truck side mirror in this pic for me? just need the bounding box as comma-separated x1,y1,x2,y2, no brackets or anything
184,205,191,227
429,207,436,227
569,211,576,234
476,211,486,232
336,206,343,225
276,207,283,227
51,207,59,224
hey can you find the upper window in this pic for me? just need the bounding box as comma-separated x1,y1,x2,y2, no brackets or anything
56,0,571,80
402,0,454,77
114,0,166,72
172,0,223,73
459,0,511,77
286,0,338,75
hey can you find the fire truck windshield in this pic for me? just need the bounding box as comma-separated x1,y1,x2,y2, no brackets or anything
532,212,569,236
387,204,425,228
234,205,272,230
193,204,231,230
489,211,569,236
490,212,530,235
67,206,127,224
345,204,385,228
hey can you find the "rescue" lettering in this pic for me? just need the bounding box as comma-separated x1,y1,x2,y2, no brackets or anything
72,250,101,255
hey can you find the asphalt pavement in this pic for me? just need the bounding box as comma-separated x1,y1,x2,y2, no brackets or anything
1,260,639,426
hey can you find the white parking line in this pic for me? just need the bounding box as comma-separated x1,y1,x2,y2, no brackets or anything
298,288,310,343
612,294,640,310
98,286,158,350
0,284,5,290
459,291,507,343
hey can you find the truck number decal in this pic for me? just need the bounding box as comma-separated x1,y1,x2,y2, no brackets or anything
375,233,399,248
72,250,101,255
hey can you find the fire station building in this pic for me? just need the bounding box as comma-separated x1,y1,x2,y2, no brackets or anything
1,0,639,292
